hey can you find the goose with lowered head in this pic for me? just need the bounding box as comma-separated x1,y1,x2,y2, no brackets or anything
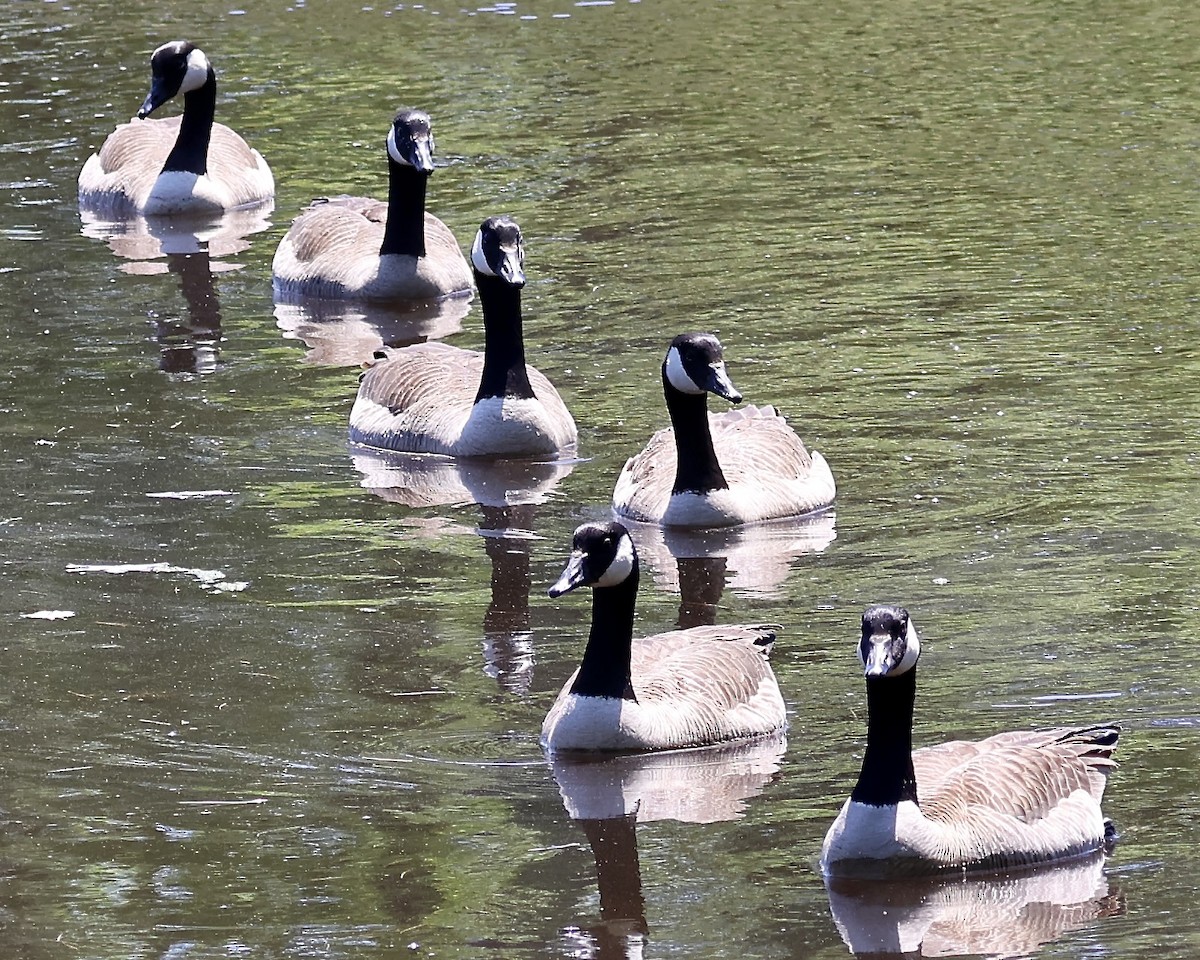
78,40,274,216
348,216,576,458
612,332,835,528
272,108,471,303
821,604,1121,877
541,520,787,752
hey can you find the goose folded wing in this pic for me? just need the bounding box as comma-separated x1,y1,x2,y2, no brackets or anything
631,625,778,708
285,202,386,263
358,343,481,417
613,425,676,514
95,117,178,176
208,122,268,172
710,406,815,479
919,744,1097,824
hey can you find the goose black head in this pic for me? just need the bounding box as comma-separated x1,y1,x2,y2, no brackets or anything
663,332,742,403
549,521,637,598
139,40,211,119
387,108,435,174
471,215,526,287
858,605,921,679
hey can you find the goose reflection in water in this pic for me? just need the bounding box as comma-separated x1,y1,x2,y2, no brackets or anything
825,853,1125,959
550,734,787,960
624,511,837,628
352,447,574,692
80,207,271,375
274,293,471,367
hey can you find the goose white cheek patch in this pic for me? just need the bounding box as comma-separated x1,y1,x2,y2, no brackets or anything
594,535,636,587
181,49,210,94
895,621,921,674
665,346,705,394
386,126,409,166
471,231,494,275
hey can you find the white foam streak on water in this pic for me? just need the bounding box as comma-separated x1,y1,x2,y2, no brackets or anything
146,490,236,500
65,562,248,592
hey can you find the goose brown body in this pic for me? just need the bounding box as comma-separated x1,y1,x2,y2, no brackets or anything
349,340,576,457
612,334,835,528
542,521,788,753
272,199,470,301
542,622,787,752
271,109,470,302
347,215,577,458
614,403,835,526
77,41,273,216
821,606,1120,877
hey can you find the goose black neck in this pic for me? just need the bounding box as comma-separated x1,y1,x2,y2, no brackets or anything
162,70,216,175
663,366,728,495
851,668,919,806
474,271,535,402
569,566,640,701
379,159,430,258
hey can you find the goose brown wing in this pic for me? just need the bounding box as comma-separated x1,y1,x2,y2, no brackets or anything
312,195,389,221
94,117,177,175
630,624,778,708
613,425,676,518
710,405,815,483
424,213,464,257
357,342,482,416
283,200,385,265
919,743,1101,825
418,213,473,295
915,725,1119,804
207,122,266,172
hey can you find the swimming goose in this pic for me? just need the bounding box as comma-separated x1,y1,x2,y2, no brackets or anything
347,216,577,457
821,605,1120,877
541,520,787,752
612,333,836,528
271,108,471,302
78,40,274,216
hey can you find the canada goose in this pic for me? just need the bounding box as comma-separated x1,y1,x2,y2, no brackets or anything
271,109,471,303
541,520,787,752
78,40,274,216
347,216,577,458
821,605,1120,877
612,332,836,528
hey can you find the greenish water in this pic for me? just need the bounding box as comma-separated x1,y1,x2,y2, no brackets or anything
2,0,1198,956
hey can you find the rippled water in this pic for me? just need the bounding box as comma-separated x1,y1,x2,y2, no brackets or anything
2,0,1199,957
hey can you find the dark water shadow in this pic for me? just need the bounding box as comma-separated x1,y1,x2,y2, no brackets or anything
478,504,537,695
623,511,837,627
79,207,272,375
551,735,787,959
274,293,472,367
825,853,1126,958
353,447,576,693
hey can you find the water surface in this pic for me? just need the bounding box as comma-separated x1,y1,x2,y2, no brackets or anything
2,1,1198,957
